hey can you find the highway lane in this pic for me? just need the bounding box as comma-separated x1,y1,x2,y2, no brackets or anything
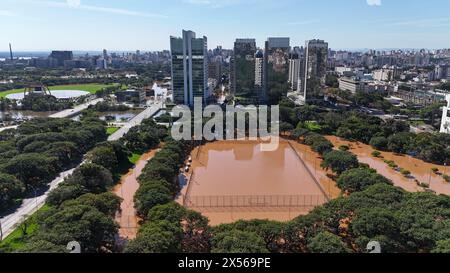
49,98,104,118
108,102,162,141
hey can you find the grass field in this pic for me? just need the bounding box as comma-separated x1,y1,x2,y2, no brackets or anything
107,127,120,136
0,204,51,251
128,153,143,165
0,83,117,98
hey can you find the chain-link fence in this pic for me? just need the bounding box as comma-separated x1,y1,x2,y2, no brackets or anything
184,195,327,208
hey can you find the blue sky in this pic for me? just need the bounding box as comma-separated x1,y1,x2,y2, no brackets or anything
1,0,450,51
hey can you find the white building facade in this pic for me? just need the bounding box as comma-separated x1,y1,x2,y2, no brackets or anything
440,94,450,134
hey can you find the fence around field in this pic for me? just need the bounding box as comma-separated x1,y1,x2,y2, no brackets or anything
184,195,327,209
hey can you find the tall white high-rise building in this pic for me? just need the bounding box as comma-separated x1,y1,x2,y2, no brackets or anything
288,52,301,91
440,94,450,134
255,50,263,88
170,30,209,106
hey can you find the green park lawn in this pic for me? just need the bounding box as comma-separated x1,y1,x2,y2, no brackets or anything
128,153,143,165
0,204,51,251
106,127,120,136
0,83,116,98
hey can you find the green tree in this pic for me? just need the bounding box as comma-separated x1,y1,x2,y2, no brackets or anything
370,136,389,151
65,163,113,193
17,240,67,253
432,239,450,253
87,145,119,172
321,150,359,174
387,132,414,154
134,182,173,217
124,221,181,253
34,204,118,253
211,230,269,253
337,168,392,193
0,173,25,210
4,153,55,190
46,184,87,207
308,231,350,253
61,192,121,217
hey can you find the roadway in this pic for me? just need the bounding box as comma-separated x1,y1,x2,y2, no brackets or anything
49,98,104,118
0,125,18,133
0,102,163,240
108,102,163,141
0,168,76,240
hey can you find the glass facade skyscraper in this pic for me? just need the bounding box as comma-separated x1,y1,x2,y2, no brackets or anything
170,30,209,106
230,39,259,105
302,39,328,102
264,37,290,105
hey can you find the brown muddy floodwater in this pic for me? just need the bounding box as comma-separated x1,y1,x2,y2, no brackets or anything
113,149,159,240
326,136,450,195
178,140,338,225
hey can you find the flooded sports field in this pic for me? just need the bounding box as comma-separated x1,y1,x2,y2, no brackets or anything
179,140,338,225
326,136,450,195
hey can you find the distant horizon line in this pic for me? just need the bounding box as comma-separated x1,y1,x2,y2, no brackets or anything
1,47,449,54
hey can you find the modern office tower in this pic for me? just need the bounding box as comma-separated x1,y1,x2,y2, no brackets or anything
302,39,328,102
96,58,107,70
170,30,209,106
49,51,73,67
231,39,258,104
208,56,222,85
264,37,290,104
288,52,301,91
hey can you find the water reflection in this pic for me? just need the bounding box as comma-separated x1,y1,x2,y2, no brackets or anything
179,140,337,225
72,110,141,122
0,110,57,122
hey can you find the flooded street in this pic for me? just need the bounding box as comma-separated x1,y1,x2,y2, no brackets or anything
72,109,142,122
113,149,159,240
326,136,450,195
1,110,57,121
179,140,337,225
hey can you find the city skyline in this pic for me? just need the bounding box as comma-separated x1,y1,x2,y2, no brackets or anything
2,0,450,51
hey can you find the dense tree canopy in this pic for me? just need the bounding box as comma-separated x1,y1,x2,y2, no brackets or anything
0,173,25,210
65,163,113,194
0,117,107,213
211,230,269,253
337,167,392,193
321,150,359,174
308,231,350,253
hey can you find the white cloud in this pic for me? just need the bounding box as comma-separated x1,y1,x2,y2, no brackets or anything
367,0,381,6
18,0,168,18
